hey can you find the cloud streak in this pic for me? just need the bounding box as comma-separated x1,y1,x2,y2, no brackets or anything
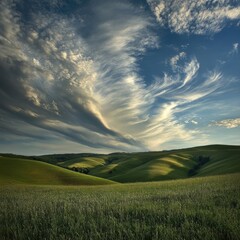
147,0,240,34
0,0,238,153
0,0,155,152
211,118,240,128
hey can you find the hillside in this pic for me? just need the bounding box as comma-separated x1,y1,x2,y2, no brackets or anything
32,145,240,183
0,156,116,185
1,145,240,183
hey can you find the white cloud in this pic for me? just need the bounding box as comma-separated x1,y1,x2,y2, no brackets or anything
230,42,239,54
185,119,198,125
169,52,186,71
182,58,200,87
154,58,222,102
233,43,239,51
147,0,240,34
0,0,234,153
211,118,240,128
0,0,20,41
191,120,198,125
0,0,157,152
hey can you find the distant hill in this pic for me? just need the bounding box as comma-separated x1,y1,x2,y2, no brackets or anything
88,145,240,182
1,145,240,183
0,156,116,185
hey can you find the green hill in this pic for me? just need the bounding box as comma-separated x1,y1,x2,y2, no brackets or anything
0,156,116,185
1,145,240,183
58,156,107,169
28,145,240,183
106,145,240,182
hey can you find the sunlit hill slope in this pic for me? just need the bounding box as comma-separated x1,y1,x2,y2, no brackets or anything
6,144,238,183
0,157,116,185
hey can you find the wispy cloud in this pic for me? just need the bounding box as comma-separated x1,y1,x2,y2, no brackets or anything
0,0,157,152
185,119,198,125
230,42,239,54
169,52,186,71
211,118,240,128
0,0,238,153
147,0,240,34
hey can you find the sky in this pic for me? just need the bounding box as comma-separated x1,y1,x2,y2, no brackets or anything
0,0,240,155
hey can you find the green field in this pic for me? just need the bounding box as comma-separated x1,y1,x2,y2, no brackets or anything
0,157,116,185
25,145,240,183
0,173,239,240
1,145,240,239
1,145,240,186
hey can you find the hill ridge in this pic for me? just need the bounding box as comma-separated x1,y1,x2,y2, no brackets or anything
0,156,117,185
1,144,240,183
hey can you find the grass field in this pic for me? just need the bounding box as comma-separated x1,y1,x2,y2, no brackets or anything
0,173,239,240
86,145,240,182
20,145,239,183
0,157,116,185
1,145,239,239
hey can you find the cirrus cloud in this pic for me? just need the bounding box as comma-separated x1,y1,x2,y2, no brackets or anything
0,0,239,154
211,118,240,128
147,0,240,34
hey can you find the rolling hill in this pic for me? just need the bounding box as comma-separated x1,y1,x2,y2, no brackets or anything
29,145,240,183
1,145,240,184
0,156,116,185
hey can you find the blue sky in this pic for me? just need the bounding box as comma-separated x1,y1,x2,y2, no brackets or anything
0,0,239,155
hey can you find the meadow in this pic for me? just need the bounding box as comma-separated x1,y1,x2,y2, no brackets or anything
0,156,115,186
35,145,240,183
1,173,239,240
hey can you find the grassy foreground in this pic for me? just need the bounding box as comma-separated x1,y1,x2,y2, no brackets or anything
1,173,240,240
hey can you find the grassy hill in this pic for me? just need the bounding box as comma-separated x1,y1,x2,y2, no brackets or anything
1,147,239,239
25,144,240,183
1,145,239,183
0,156,116,185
